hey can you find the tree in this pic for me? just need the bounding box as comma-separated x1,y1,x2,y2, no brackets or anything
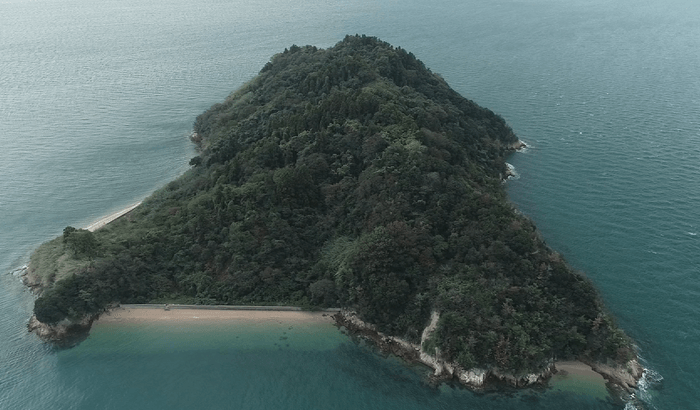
63,226,99,258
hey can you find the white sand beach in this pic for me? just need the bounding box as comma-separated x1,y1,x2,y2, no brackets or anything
551,360,609,397
85,202,141,232
94,305,337,325
555,361,607,382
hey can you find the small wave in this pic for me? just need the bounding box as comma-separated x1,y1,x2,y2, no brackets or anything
9,265,27,276
631,367,663,410
515,140,530,152
624,400,640,410
688,232,697,236
505,163,520,180
639,368,664,391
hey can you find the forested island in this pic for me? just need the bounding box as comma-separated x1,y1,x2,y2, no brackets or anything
26,35,641,391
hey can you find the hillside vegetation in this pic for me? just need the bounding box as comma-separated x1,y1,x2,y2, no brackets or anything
31,35,632,374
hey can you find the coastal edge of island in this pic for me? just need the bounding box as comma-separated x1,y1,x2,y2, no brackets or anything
20,138,645,402
23,300,644,397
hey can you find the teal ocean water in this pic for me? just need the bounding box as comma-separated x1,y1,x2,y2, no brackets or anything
1,0,697,408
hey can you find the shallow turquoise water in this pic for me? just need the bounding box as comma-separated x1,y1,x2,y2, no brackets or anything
45,321,616,410
2,0,698,408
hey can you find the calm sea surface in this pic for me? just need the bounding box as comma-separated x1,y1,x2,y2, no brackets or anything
1,0,698,408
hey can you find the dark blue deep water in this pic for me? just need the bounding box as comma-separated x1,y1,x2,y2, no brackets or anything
2,0,698,408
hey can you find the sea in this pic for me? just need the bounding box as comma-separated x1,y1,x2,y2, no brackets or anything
1,0,697,408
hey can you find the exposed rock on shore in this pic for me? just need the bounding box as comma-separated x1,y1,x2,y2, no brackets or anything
27,314,95,348
589,359,645,392
507,140,528,151
21,268,43,294
334,309,644,394
334,309,554,389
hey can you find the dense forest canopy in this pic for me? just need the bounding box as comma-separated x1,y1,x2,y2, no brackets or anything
31,35,632,374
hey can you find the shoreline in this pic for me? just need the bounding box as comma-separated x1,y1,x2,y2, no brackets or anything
22,201,142,291
503,139,526,181
85,202,141,232
27,303,643,405
27,304,339,347
94,304,339,325
334,310,642,396
554,361,607,382
89,307,610,395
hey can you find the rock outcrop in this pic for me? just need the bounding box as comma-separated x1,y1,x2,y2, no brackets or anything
589,358,645,392
334,309,554,389
27,314,95,348
335,309,645,395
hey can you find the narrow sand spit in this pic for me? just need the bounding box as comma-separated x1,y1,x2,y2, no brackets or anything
85,202,141,232
95,305,336,325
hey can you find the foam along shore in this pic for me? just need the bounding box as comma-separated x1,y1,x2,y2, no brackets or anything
334,310,642,395
85,202,141,232
94,304,339,325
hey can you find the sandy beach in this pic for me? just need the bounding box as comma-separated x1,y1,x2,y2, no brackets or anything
85,202,141,232
95,305,337,325
94,306,610,397
551,360,609,397
555,361,607,381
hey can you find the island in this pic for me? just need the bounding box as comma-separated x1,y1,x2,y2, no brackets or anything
25,35,642,394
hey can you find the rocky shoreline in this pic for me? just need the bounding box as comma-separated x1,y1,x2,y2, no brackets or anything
21,242,643,394
22,251,643,395
17,263,96,348
333,309,643,393
587,358,645,393
503,139,527,181
507,140,528,151
20,266,43,294
333,309,553,389
27,314,96,348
